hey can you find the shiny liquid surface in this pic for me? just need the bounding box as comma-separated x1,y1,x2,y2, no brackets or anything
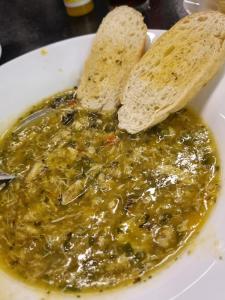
0,89,220,293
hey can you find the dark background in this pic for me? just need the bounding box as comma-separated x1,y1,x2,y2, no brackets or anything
0,0,186,65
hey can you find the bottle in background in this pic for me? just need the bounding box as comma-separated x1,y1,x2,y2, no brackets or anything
63,0,94,17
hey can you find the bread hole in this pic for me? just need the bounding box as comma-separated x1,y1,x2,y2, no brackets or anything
198,16,208,22
164,45,175,57
118,49,124,55
171,72,178,80
215,33,225,39
115,59,122,66
153,60,160,67
214,34,225,46
183,19,190,24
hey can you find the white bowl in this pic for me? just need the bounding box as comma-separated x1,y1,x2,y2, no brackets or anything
183,0,218,14
0,30,225,300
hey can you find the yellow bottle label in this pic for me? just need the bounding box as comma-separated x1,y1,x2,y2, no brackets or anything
64,0,91,8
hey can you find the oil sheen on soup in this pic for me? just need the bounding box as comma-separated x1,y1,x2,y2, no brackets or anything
0,89,220,293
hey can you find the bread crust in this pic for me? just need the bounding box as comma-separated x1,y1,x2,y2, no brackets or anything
77,6,147,112
118,11,225,133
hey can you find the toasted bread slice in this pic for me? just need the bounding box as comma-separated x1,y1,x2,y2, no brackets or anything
77,6,147,112
118,11,225,134
218,0,225,13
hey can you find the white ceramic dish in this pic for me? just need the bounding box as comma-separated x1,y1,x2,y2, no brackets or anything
183,0,218,14
0,30,225,300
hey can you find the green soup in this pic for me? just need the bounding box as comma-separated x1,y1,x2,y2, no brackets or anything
0,89,220,293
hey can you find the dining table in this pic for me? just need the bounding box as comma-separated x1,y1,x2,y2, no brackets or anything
0,0,187,65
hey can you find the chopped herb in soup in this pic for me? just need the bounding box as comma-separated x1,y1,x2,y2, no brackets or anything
0,89,220,293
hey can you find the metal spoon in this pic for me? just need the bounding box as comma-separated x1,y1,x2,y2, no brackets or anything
0,108,53,184
0,89,77,183
0,172,15,181
0,172,15,190
14,107,53,133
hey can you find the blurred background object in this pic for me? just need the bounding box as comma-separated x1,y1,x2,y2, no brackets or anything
63,0,94,16
0,0,187,65
108,0,150,12
183,0,225,14
108,0,146,6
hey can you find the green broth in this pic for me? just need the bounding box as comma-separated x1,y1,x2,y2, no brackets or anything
0,89,220,293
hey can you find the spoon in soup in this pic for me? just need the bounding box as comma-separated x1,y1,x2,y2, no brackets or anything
0,108,53,186
0,88,78,186
0,109,52,187
0,172,16,189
